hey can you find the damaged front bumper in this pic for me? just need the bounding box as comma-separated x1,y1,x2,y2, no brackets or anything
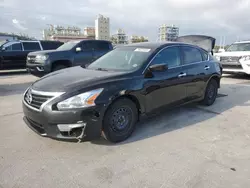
22,101,105,142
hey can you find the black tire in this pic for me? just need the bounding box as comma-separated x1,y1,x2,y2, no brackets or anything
201,79,218,106
53,64,67,72
102,98,138,143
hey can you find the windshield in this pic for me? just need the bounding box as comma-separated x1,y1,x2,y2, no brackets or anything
226,43,250,52
87,47,152,71
0,41,7,49
57,41,79,51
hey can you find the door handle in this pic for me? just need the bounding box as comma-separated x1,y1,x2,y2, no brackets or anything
178,73,187,78
204,66,210,70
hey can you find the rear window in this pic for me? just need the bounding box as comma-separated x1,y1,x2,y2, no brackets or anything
22,42,41,51
40,41,63,50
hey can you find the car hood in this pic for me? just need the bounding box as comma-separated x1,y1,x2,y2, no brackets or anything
28,49,69,56
214,51,250,57
177,35,215,52
31,66,127,92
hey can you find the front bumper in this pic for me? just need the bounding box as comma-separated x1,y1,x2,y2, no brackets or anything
26,60,51,76
22,100,106,142
221,60,250,74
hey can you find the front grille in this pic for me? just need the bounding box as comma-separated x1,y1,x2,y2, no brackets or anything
24,89,53,110
220,56,240,62
222,64,243,70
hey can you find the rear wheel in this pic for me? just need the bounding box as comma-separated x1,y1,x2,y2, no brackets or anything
201,79,218,106
102,98,138,143
53,64,68,72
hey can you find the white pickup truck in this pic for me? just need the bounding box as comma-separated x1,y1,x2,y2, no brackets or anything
214,41,250,74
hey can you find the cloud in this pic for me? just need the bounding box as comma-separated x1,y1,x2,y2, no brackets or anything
12,18,27,30
1,0,250,44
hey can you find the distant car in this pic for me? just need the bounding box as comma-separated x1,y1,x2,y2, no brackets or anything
0,40,63,70
214,40,250,74
26,40,113,77
22,35,221,143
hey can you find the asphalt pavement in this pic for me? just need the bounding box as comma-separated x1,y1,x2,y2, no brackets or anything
0,72,250,188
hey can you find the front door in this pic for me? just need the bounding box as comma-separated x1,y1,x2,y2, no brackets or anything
143,46,187,112
73,41,94,67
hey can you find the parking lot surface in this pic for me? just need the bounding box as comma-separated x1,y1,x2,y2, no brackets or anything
1,72,250,188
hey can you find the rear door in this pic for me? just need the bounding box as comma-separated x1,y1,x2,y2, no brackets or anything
180,45,208,100
92,41,112,61
1,42,26,69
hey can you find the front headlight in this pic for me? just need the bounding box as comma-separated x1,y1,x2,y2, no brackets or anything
240,55,250,61
57,88,104,110
35,55,48,61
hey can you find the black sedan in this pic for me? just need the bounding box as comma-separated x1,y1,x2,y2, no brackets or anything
22,36,222,143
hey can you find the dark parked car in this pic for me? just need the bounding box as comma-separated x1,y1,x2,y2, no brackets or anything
0,40,63,70
26,40,113,76
22,36,222,143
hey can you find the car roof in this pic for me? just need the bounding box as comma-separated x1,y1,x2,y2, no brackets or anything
120,41,192,51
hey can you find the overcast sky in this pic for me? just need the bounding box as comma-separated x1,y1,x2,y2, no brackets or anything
0,0,250,44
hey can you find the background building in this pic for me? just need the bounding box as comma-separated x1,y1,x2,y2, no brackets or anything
95,14,110,41
130,35,148,43
158,24,179,42
111,29,128,44
83,27,95,38
43,25,94,42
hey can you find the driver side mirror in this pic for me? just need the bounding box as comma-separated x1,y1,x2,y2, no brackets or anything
149,63,168,72
76,47,82,52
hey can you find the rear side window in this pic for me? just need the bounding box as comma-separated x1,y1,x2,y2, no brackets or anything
95,42,110,51
40,41,63,50
200,50,208,61
182,46,203,64
12,43,22,51
22,42,41,51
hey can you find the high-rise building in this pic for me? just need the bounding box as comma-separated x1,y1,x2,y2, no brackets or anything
95,14,110,41
158,24,179,42
111,29,128,44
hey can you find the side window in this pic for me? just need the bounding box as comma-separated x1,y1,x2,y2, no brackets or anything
151,46,181,68
4,45,12,51
95,42,110,51
80,42,95,51
12,43,22,51
182,46,203,64
22,42,41,51
200,50,208,61
41,42,63,50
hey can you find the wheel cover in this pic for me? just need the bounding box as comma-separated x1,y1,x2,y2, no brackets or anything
110,106,133,133
207,83,216,99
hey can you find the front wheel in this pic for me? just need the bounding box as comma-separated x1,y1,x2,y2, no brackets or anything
201,79,218,106
102,98,138,143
